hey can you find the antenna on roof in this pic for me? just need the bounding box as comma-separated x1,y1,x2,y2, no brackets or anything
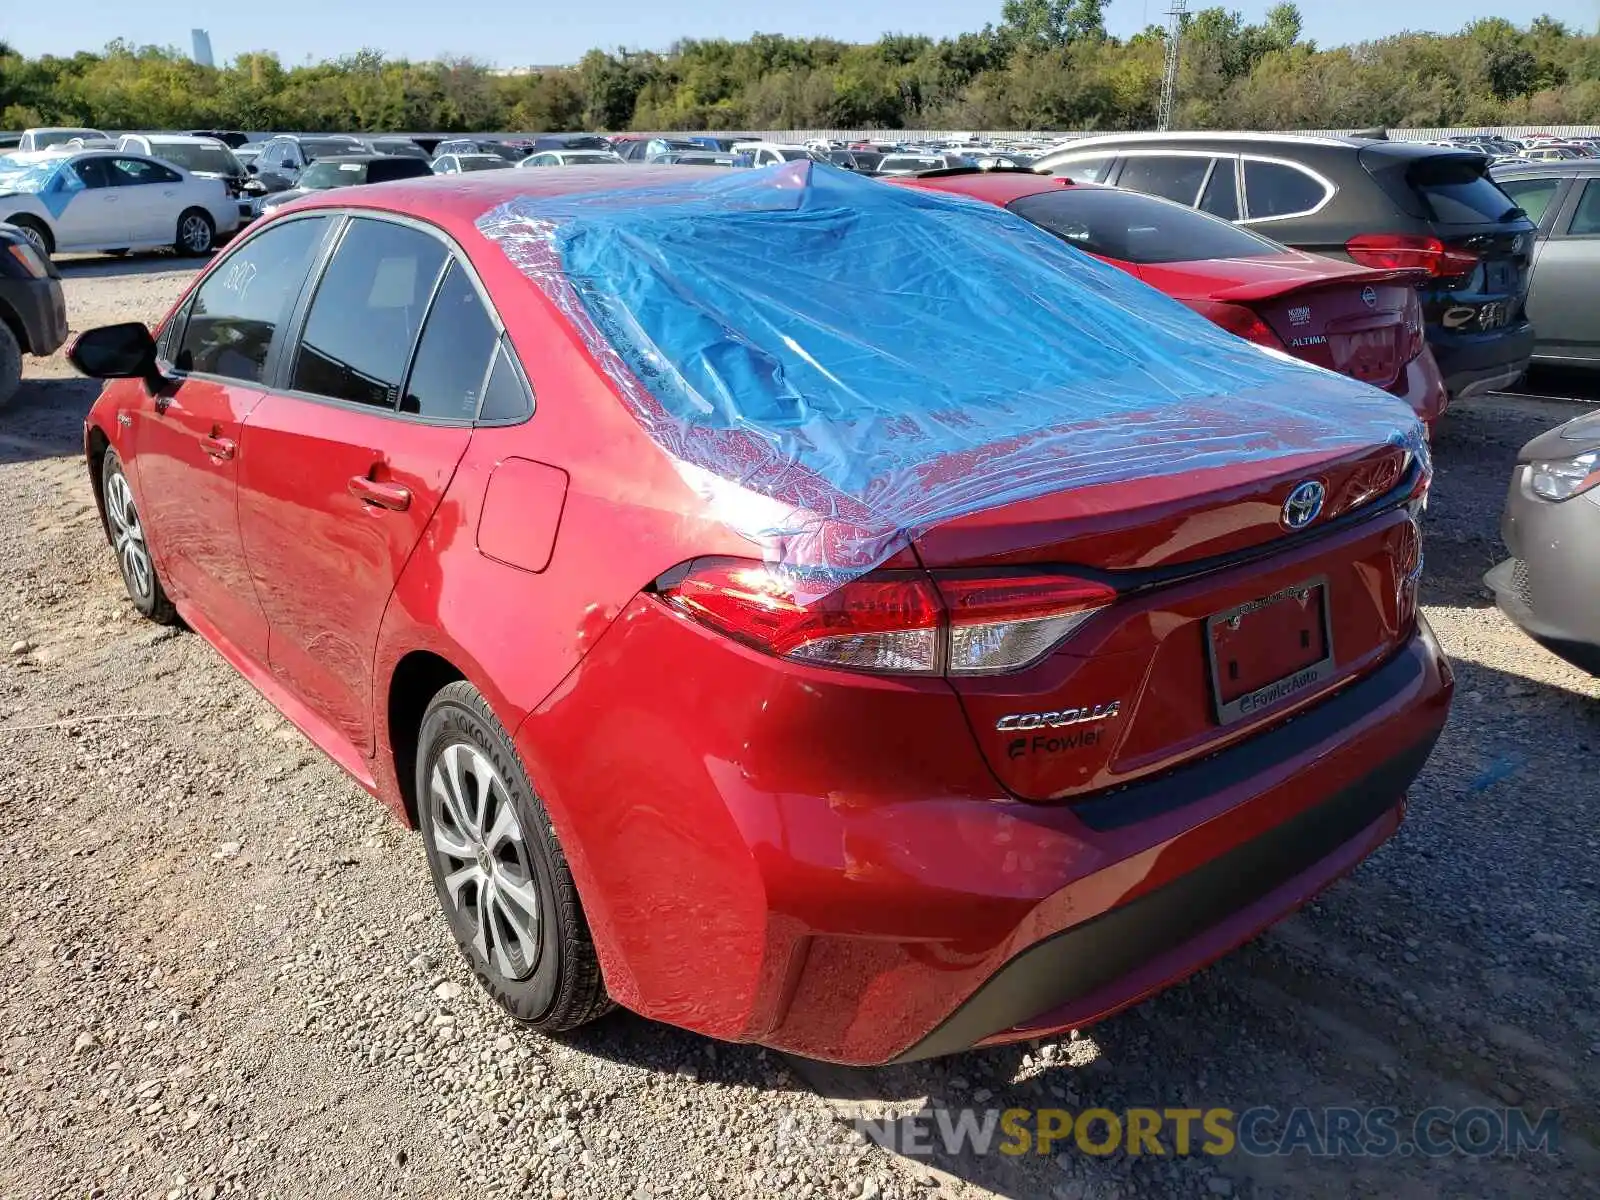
1157,0,1188,132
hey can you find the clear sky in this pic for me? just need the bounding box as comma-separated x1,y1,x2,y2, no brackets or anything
3,0,1596,67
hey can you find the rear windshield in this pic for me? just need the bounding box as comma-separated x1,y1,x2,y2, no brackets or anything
1408,159,1523,224
1007,187,1282,265
303,138,360,161
300,160,367,188
367,158,432,183
150,142,240,175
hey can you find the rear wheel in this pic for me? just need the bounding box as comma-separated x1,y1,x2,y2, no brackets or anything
417,681,611,1031
101,450,177,624
175,209,215,256
8,216,51,258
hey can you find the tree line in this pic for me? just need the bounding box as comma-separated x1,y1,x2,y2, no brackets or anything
1,7,1596,136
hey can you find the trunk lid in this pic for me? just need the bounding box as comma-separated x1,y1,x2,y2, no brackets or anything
1151,258,1426,393
917,443,1422,802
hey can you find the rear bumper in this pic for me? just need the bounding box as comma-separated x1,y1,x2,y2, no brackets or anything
518,603,1452,1066
897,734,1428,1061
0,275,68,357
1431,321,1533,400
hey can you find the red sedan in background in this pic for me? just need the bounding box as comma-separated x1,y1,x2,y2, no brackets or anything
68,166,1451,1066
895,171,1449,429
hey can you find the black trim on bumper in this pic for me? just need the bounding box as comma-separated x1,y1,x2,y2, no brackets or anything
1431,321,1533,399
890,731,1440,1064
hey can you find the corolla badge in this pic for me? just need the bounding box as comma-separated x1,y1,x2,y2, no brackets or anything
1282,480,1326,530
1361,286,1379,309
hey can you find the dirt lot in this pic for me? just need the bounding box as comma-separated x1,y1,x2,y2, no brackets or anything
1,256,1597,1200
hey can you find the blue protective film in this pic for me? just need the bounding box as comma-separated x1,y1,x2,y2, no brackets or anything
478,162,1425,597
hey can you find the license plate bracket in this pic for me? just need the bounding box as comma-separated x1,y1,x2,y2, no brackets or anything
1205,578,1335,726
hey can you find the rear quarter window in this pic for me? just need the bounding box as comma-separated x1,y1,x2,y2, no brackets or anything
1242,160,1328,219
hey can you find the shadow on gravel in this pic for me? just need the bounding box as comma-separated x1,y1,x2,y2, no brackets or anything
53,253,211,278
0,377,101,465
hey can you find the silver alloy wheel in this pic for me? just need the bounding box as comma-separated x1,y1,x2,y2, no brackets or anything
105,469,153,600
429,742,541,982
180,214,212,253
16,224,47,256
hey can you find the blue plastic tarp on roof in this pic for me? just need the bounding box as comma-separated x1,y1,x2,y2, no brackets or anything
478,162,1424,596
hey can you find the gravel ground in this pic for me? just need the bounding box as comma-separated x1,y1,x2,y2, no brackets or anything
1,256,1597,1200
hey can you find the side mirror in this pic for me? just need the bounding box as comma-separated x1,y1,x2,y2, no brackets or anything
246,162,259,175
68,323,165,387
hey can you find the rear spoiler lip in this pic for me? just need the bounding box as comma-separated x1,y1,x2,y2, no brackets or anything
1208,266,1428,304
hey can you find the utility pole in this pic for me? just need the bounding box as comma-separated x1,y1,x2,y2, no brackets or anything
1158,0,1187,131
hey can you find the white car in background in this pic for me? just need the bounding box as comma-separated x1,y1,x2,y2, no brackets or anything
17,127,110,152
730,141,826,167
432,152,515,174
0,150,240,258
517,150,625,168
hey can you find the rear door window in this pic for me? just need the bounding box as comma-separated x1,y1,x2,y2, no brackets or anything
1198,159,1240,220
1008,187,1283,264
1567,179,1600,236
400,263,500,420
1407,158,1521,224
176,216,332,382
1241,160,1328,219
1115,155,1210,206
111,157,181,185
290,218,448,409
1496,176,1562,226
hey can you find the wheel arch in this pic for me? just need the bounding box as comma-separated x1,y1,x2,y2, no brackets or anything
6,212,55,255
85,423,113,539
385,649,468,828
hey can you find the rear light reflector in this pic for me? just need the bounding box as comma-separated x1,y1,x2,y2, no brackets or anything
1187,300,1283,349
1401,286,1425,359
659,560,1114,676
935,573,1117,675
1345,234,1479,279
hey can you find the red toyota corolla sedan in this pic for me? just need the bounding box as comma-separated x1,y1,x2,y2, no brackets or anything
894,170,1450,429
70,164,1452,1066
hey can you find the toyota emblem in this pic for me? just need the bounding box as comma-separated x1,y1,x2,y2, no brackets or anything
1361,286,1378,309
1282,480,1326,530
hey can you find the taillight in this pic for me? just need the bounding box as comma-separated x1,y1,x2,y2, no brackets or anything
1187,300,1283,349
1346,234,1479,279
659,559,1114,676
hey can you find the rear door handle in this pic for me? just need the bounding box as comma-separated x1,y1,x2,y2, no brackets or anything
200,434,235,461
348,475,411,511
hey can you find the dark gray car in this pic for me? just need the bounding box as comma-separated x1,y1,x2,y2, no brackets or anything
1485,409,1600,674
1492,161,1600,367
